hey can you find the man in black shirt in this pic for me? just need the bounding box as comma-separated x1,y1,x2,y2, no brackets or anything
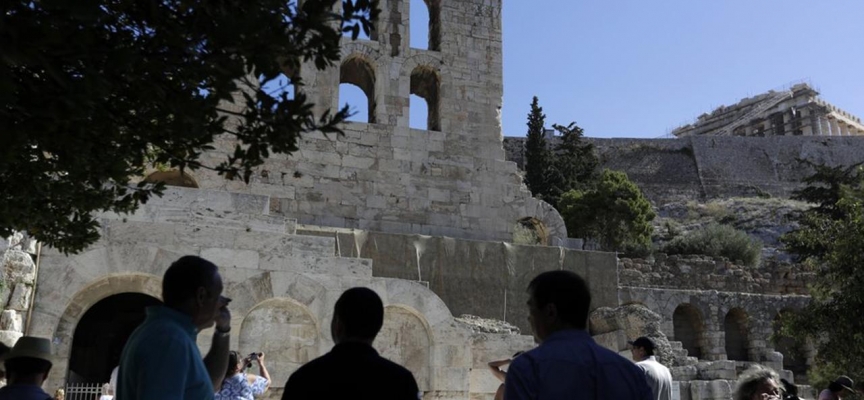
281,287,421,399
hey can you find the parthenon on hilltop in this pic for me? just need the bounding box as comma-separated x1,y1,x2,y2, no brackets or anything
672,83,864,137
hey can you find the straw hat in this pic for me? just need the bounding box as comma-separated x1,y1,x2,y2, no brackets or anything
4,336,53,364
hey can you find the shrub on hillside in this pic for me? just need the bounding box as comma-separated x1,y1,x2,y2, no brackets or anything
662,223,762,267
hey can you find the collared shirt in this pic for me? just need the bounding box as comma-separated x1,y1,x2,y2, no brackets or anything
117,306,213,400
281,342,420,400
0,383,51,400
819,389,840,400
636,356,673,400
505,329,653,400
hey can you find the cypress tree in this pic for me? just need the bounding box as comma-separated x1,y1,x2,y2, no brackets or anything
524,97,551,198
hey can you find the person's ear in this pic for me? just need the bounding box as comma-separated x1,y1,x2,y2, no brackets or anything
195,287,208,307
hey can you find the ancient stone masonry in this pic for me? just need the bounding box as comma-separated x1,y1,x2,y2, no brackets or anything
191,0,566,245
671,83,864,137
619,254,812,296
0,232,38,348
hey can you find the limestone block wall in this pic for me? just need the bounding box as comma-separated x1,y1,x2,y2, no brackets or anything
26,213,528,399
619,254,812,295
504,136,864,204
321,229,620,334
190,0,567,244
0,232,38,347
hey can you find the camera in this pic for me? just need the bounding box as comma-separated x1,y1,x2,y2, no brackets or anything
249,352,259,361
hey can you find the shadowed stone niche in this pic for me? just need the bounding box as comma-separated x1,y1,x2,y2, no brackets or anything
239,298,320,385
374,305,432,391
673,303,705,359
724,307,750,361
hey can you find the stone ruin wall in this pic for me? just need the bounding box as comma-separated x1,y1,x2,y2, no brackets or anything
619,254,811,296
0,233,38,347
189,0,566,244
504,135,864,204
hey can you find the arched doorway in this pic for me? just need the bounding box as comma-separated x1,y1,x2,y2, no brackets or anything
724,307,750,361
68,293,162,384
673,303,705,359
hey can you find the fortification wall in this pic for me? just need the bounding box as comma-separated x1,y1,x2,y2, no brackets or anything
504,136,864,203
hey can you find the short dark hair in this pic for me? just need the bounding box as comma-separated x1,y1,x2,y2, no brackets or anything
334,287,384,340
5,357,52,377
162,256,219,307
528,270,591,329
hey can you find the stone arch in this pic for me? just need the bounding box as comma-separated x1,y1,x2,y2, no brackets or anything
143,170,199,188
44,273,162,391
512,216,549,246
518,198,568,244
724,307,750,361
410,65,441,131
339,54,378,124
239,297,320,386
673,303,705,359
68,292,162,384
375,304,433,390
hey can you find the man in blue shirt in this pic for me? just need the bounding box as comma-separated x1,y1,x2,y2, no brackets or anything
505,270,653,400
117,255,232,400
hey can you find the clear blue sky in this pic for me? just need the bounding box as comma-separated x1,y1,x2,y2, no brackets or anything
501,0,864,138
339,0,864,139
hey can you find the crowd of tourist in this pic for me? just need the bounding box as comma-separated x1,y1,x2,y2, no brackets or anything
0,255,859,400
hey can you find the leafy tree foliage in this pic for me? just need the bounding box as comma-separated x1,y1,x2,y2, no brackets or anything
662,223,762,267
523,96,553,199
0,0,378,253
544,122,598,206
558,169,655,252
779,163,864,388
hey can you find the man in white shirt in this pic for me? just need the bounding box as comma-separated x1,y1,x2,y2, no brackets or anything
630,336,673,400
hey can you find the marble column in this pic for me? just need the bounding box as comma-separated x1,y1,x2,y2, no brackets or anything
830,118,841,137
800,109,813,136
840,122,850,136
782,112,792,135
820,117,832,137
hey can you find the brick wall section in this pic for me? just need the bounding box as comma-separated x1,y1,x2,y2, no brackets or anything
619,254,811,295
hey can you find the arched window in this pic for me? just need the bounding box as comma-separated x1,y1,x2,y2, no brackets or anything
673,304,705,360
409,65,440,131
724,307,750,361
410,0,440,51
339,56,376,123
143,170,199,188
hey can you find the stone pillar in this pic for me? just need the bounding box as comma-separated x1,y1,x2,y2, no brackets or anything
800,109,813,135
783,112,792,135
820,117,832,137
830,118,841,137
840,122,850,136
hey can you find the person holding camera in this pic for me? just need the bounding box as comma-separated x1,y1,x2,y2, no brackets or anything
214,351,271,400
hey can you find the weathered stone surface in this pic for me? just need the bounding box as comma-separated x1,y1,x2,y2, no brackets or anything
589,304,674,366
0,330,22,348
7,283,32,311
456,315,521,335
689,380,734,400
0,310,22,332
3,249,36,284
